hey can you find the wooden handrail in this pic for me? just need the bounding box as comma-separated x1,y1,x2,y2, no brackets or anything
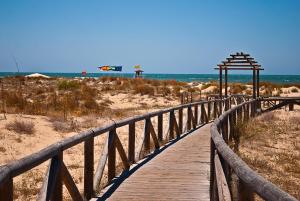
0,95,238,200
210,98,299,201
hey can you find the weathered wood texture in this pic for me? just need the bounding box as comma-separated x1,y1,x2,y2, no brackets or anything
104,124,212,201
211,99,299,201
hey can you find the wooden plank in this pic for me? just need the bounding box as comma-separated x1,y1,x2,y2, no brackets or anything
61,162,83,201
115,133,130,170
128,122,135,163
84,137,94,200
106,124,212,201
214,153,231,201
149,120,160,149
93,136,108,192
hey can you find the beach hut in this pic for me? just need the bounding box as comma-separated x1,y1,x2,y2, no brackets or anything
134,65,144,78
135,69,144,78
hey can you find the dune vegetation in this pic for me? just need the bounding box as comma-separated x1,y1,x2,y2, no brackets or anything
236,110,300,200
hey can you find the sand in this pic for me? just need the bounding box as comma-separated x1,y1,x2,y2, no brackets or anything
0,78,299,200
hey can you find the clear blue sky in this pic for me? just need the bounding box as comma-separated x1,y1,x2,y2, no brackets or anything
0,0,299,74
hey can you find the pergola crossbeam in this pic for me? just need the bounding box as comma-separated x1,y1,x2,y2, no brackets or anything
215,52,264,100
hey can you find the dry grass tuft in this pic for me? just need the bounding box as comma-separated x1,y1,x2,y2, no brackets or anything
237,110,300,199
5,119,35,134
52,118,80,132
133,84,155,96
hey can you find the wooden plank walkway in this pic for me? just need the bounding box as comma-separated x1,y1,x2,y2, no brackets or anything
99,123,211,201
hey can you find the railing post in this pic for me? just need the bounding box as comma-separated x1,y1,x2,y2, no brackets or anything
238,179,254,201
84,137,94,199
207,102,211,121
180,93,184,104
222,117,229,144
158,114,163,142
108,129,116,182
200,104,205,124
194,104,198,126
169,111,175,139
52,152,63,201
0,177,13,201
128,122,135,163
210,139,216,200
213,101,217,118
178,108,183,134
245,103,249,121
187,106,192,131
144,118,151,151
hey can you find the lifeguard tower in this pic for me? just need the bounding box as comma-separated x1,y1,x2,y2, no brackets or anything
134,65,144,78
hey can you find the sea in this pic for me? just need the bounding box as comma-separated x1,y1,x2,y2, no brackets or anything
0,72,299,84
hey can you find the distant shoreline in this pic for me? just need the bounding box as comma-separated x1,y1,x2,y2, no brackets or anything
0,72,300,84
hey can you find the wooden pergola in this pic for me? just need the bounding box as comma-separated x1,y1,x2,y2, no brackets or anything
215,52,264,99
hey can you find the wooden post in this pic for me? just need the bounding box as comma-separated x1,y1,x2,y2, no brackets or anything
256,69,260,98
253,68,256,99
207,102,211,121
84,137,94,200
180,93,183,104
200,104,205,124
187,106,192,131
194,105,198,126
0,177,13,201
128,122,135,163
225,68,228,98
52,152,63,201
144,118,151,151
213,101,217,118
219,67,223,113
190,92,193,103
158,114,163,142
108,129,116,182
178,108,183,134
289,103,294,111
169,111,174,139
238,179,254,201
229,113,234,142
219,67,222,99
210,139,216,200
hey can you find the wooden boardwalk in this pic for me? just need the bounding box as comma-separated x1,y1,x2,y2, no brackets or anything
101,124,211,201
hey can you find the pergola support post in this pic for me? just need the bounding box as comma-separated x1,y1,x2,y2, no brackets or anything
215,52,263,102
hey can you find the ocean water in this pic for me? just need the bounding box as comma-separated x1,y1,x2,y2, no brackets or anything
0,72,299,84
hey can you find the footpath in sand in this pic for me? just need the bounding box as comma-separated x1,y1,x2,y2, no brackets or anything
97,124,211,201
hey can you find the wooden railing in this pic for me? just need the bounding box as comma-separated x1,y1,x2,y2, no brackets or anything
0,96,236,200
210,98,298,201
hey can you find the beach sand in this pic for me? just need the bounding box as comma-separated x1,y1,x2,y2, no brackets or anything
0,76,299,200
